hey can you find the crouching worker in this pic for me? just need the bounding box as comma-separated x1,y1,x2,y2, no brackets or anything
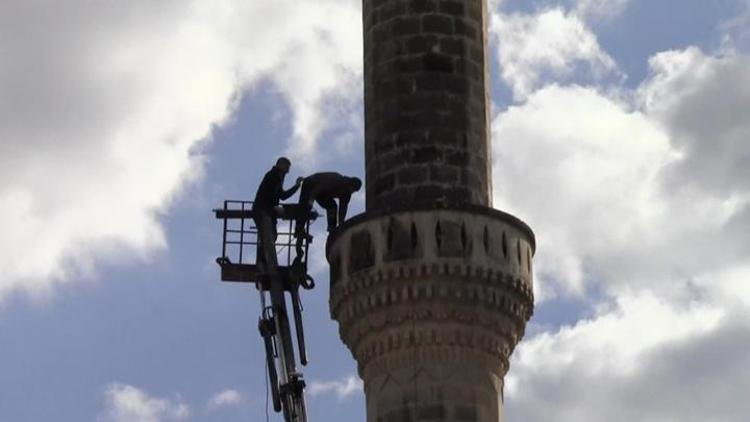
294,172,362,254
253,157,302,272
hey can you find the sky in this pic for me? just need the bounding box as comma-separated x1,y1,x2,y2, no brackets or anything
1,0,749,421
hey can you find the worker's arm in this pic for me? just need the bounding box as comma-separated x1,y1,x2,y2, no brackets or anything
280,177,303,200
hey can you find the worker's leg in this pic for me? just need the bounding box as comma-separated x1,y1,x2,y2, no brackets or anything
316,196,338,232
253,216,264,267
294,188,314,261
295,186,313,239
255,213,279,274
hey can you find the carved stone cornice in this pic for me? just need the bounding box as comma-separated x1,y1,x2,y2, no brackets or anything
327,208,535,378
330,262,534,323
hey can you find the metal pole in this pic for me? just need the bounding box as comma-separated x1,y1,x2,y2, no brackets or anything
239,202,245,264
221,201,228,259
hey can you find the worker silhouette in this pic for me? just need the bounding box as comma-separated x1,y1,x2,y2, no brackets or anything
295,172,362,245
253,157,302,272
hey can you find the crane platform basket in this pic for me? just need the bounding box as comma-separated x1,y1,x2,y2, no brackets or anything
213,200,318,290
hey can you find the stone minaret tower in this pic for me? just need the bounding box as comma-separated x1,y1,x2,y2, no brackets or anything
326,1,535,421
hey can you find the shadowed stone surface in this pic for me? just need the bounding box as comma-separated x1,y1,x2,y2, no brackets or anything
364,0,492,210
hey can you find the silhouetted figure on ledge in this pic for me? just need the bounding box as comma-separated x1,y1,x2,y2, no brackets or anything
253,157,302,272
293,173,361,260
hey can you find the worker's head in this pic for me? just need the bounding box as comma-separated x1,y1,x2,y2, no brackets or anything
275,157,291,175
350,177,362,192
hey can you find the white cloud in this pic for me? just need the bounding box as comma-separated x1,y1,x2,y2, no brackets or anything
493,48,750,300
490,8,619,100
0,0,361,301
720,0,750,51
510,292,724,385
638,47,750,197
572,0,630,21
506,292,750,422
493,84,676,297
99,383,190,422
309,375,363,400
206,389,244,410
492,42,750,421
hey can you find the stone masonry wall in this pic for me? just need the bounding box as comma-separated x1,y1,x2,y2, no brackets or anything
328,208,535,422
363,0,492,210
333,1,536,420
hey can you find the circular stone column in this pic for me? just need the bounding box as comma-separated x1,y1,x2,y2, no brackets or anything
327,206,534,422
363,0,493,210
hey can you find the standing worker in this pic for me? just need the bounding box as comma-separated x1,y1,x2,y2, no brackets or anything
253,157,302,271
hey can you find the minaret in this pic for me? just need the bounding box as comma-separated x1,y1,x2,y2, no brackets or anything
326,0,535,421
